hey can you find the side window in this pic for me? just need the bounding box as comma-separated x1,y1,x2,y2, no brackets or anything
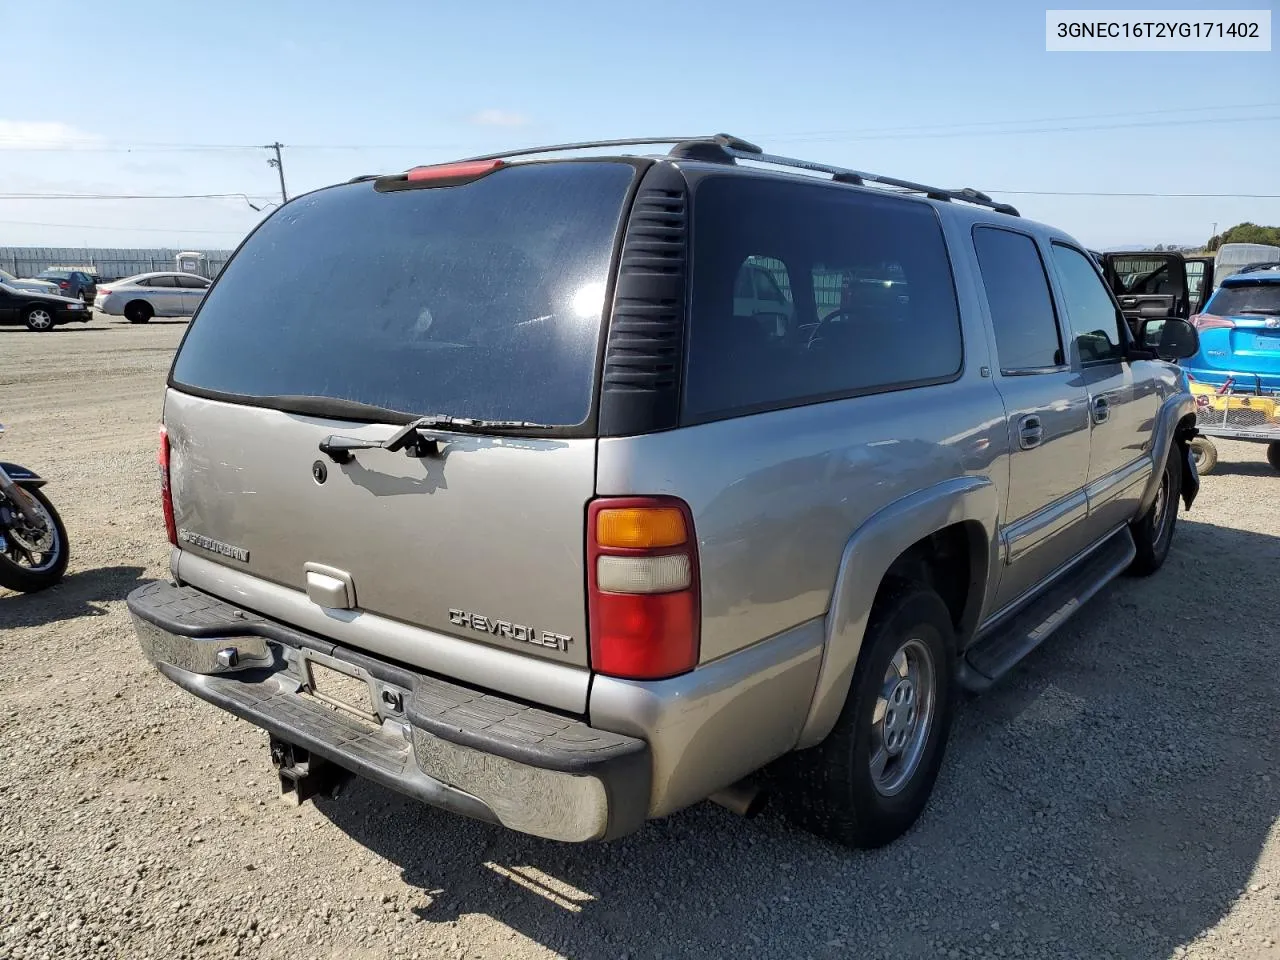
684,177,962,422
972,227,1064,372
150,276,178,288
1051,244,1127,364
134,278,152,287
177,275,207,289
1185,261,1205,303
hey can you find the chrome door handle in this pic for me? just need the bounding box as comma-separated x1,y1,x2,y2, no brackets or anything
1092,396,1110,424
1017,415,1043,450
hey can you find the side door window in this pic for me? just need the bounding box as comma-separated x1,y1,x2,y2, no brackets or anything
147,275,178,314
1051,244,1127,365
972,226,1065,372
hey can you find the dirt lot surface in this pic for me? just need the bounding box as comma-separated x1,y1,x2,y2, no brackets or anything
1,315,1277,960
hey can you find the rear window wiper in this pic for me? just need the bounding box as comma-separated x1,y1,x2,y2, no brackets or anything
319,414,552,463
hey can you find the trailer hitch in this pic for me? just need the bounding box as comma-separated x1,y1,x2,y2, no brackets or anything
269,737,352,806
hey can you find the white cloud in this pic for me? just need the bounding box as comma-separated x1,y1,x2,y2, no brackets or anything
468,109,531,128
0,120,101,150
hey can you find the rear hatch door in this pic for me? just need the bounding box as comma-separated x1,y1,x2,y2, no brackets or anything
165,159,642,677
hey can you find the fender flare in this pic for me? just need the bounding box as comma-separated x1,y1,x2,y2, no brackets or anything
795,475,1000,748
1136,391,1198,513
1,462,46,488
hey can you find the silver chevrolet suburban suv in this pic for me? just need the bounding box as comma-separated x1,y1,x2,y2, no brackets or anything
128,135,1202,849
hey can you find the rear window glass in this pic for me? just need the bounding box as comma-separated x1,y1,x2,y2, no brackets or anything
172,161,637,426
683,177,962,422
1205,281,1280,317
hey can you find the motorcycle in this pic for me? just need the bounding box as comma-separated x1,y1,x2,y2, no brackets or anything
0,423,69,592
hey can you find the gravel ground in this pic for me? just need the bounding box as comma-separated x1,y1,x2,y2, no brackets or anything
1,315,1277,960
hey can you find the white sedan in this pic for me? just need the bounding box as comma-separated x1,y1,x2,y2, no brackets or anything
94,272,211,324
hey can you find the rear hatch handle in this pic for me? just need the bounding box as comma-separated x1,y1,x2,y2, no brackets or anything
319,415,552,464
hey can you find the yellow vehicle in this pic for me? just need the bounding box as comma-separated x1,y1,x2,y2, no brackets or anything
1188,377,1280,474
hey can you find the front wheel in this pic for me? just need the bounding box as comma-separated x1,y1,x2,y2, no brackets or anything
0,485,70,592
24,305,55,331
1267,441,1280,473
1128,446,1182,577
772,579,955,849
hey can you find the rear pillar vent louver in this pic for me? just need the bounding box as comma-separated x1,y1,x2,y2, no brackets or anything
599,165,690,437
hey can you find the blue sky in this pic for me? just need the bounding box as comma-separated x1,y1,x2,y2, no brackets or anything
0,0,1275,250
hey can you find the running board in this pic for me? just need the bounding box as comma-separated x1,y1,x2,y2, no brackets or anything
956,529,1136,693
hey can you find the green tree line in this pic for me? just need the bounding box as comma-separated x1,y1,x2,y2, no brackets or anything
1206,223,1280,251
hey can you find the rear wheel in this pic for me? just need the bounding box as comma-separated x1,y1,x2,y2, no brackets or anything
23,306,54,331
1129,445,1181,576
1267,442,1280,473
773,579,955,849
125,301,153,324
1189,436,1217,475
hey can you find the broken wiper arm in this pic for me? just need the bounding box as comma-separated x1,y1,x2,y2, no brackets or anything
318,415,553,464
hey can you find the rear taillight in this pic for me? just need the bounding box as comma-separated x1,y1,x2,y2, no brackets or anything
1193,313,1235,331
99,288,111,296
158,426,177,546
587,497,699,680
58,280,69,289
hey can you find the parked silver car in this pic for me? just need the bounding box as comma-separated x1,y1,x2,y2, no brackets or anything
127,135,1202,849
0,269,60,297
94,272,210,323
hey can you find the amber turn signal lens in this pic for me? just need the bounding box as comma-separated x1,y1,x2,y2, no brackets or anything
595,507,687,549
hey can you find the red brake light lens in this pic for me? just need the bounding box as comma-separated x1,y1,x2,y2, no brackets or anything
587,496,699,680
158,426,177,546
58,280,69,288
1193,313,1235,331
405,159,504,184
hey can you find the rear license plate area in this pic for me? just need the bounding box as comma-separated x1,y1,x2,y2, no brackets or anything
303,654,377,722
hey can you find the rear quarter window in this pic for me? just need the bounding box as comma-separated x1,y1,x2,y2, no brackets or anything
683,176,962,423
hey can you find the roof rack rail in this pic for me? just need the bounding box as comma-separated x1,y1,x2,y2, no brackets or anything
715,145,1020,217
460,133,761,164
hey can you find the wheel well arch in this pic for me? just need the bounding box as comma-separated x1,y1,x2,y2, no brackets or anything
795,477,999,748
125,298,153,313
882,520,988,647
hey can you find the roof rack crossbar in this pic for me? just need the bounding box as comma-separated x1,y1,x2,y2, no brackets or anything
722,147,1020,216
461,134,760,164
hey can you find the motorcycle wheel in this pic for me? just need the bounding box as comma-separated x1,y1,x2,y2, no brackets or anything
0,485,70,593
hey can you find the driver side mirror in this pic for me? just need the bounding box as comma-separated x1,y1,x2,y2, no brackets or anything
1138,316,1199,361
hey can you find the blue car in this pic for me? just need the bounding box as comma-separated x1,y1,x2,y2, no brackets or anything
1185,269,1280,392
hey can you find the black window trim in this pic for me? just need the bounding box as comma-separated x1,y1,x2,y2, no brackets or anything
971,223,1070,377
1050,240,1134,368
679,175,966,428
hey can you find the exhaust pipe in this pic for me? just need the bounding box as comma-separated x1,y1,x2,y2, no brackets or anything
708,779,766,818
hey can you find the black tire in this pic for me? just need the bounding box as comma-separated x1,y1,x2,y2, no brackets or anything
0,486,70,593
125,301,153,324
772,579,955,849
1189,436,1217,475
23,305,55,332
1267,441,1280,473
1128,445,1182,577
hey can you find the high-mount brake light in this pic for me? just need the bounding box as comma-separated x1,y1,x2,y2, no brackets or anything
158,426,177,546
587,497,699,680
373,158,506,192
406,159,505,182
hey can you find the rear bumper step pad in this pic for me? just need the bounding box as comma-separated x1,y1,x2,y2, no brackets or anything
128,581,650,842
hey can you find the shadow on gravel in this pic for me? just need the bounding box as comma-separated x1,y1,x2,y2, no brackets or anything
1203,459,1278,478
314,519,1279,960
0,564,151,627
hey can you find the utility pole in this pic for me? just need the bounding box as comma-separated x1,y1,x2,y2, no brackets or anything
264,142,288,204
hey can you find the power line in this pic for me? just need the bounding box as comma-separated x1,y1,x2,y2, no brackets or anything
0,192,276,200
991,190,1280,199
2,102,1278,154
0,218,246,235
